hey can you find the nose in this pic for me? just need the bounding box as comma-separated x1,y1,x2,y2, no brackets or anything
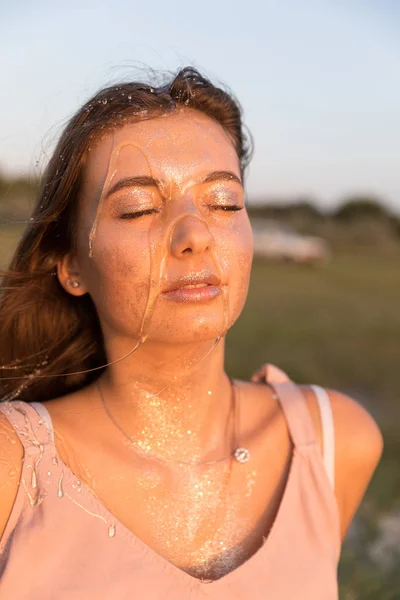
169,215,213,258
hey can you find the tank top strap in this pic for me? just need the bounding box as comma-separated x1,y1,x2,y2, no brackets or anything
258,363,315,447
0,400,53,450
30,402,55,442
310,385,335,488
269,381,317,447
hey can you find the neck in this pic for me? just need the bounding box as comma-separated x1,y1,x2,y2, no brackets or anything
98,336,234,463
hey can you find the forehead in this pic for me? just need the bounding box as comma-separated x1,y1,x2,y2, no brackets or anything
84,109,240,187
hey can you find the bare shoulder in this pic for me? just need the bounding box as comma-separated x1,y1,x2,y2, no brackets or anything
299,386,384,461
0,411,24,541
300,386,384,538
323,388,383,458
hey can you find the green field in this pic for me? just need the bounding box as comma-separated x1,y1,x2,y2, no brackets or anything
1,225,400,597
228,252,400,418
0,224,26,268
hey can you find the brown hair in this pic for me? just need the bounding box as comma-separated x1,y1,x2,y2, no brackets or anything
0,67,252,403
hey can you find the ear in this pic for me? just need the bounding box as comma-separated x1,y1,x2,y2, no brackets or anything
57,254,88,297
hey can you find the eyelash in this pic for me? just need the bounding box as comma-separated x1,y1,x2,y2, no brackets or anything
120,206,243,219
120,209,159,220
209,205,243,212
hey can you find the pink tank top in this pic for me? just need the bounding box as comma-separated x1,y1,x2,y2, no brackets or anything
0,375,340,599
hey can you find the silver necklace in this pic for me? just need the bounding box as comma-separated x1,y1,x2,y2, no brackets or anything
97,377,250,466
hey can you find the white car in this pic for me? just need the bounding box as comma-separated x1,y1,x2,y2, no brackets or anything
252,219,330,265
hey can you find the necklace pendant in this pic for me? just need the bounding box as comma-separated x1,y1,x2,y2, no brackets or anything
234,447,250,463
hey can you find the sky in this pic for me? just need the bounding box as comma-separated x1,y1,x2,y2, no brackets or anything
1,0,399,209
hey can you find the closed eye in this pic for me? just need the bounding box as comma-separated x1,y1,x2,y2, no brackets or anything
120,209,160,219
209,205,244,212
119,206,243,219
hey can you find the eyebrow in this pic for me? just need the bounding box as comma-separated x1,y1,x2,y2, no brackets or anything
105,170,242,199
105,176,160,198
199,171,243,186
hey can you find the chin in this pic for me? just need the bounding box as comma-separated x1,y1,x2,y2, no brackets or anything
145,312,235,345
104,293,246,346
147,300,247,345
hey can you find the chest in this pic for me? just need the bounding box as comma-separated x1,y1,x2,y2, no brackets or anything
58,432,293,580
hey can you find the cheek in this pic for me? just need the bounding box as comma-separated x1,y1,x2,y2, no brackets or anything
78,224,152,324
216,221,253,316
233,230,254,305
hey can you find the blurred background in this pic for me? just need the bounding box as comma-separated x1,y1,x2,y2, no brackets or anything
1,1,399,597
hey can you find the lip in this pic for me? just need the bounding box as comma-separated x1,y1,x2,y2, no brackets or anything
162,272,223,303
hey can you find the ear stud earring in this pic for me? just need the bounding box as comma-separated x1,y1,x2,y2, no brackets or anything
66,279,80,289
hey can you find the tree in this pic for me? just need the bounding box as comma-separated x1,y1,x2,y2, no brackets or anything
334,197,390,223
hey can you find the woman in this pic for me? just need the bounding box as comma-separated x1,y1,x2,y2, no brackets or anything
0,67,382,598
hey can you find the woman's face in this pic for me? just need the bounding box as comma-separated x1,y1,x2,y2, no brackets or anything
71,109,253,345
